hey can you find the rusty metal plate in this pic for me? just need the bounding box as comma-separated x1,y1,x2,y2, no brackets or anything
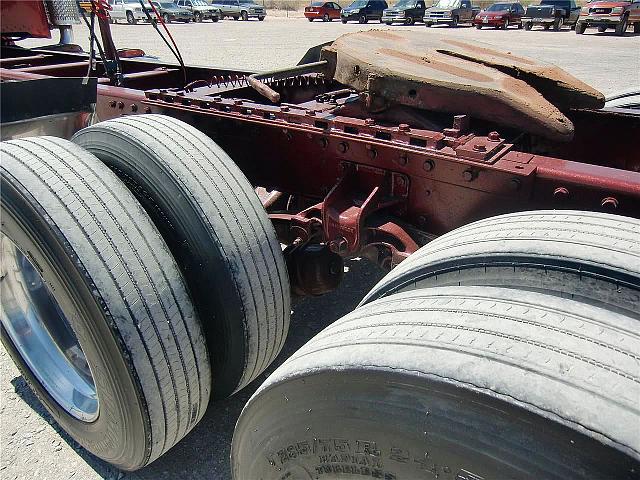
321,31,604,142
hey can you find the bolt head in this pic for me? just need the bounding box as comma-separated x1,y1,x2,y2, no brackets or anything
398,123,410,132
472,143,487,153
463,170,475,182
423,160,435,172
338,142,348,153
488,131,501,142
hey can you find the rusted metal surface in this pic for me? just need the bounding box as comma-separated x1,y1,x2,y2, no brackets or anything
1,32,639,289
0,0,51,39
321,30,605,142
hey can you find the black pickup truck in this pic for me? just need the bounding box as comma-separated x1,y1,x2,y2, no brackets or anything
522,0,580,29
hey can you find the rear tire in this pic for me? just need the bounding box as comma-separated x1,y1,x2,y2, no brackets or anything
451,14,458,26
503,18,509,28
475,23,482,28
308,17,313,21
341,18,347,23
194,11,202,22
323,13,329,21
359,14,368,23
405,16,414,25
1,137,211,470
576,21,586,33
233,286,640,479
634,22,640,33
72,115,290,399
258,15,265,20
360,211,640,317
162,13,171,23
598,25,607,32
524,21,532,29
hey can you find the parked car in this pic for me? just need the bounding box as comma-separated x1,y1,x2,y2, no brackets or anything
473,1,524,28
576,0,640,35
146,1,195,22
340,0,388,23
522,0,580,29
382,0,426,24
107,0,147,24
423,0,478,26
210,0,266,20
304,1,342,21
174,0,220,21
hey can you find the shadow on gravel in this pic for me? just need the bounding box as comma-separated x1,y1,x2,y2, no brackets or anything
10,376,122,479
129,257,384,480
12,258,384,480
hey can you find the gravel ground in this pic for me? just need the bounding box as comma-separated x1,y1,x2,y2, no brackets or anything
3,15,639,480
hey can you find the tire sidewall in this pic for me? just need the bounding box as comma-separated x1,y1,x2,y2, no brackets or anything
233,370,638,480
0,175,150,470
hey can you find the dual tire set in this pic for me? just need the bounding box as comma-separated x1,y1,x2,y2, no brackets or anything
1,115,639,477
0,115,289,470
232,211,640,479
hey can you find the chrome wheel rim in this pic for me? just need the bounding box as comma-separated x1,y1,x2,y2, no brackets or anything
0,235,99,422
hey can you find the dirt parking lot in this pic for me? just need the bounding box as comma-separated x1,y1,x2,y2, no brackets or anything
3,15,639,480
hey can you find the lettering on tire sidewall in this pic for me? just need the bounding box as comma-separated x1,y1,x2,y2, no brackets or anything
265,437,486,480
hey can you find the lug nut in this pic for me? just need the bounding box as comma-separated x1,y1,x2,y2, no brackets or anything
423,160,435,172
117,101,124,109
109,100,116,108
338,142,349,154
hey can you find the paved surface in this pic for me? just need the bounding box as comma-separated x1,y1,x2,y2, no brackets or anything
3,15,639,480
22,16,640,94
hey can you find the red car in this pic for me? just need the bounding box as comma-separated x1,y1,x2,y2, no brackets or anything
474,1,525,28
304,1,342,21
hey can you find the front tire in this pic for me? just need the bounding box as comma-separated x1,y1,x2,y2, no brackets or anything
553,16,563,30
359,14,368,23
241,10,248,20
576,21,586,33
126,11,136,24
405,16,414,25
1,137,211,470
524,21,532,29
475,23,482,28
323,13,329,21
598,25,607,32
73,115,290,399
162,13,171,23
194,11,202,22
615,15,628,35
308,17,313,21
451,15,458,27
233,286,640,479
503,18,509,28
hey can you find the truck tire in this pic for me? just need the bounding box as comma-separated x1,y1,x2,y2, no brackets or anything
576,21,586,33
405,16,414,25
616,15,628,35
232,286,640,479
598,25,607,32
162,12,171,23
524,21,532,29
126,10,136,24
323,13,329,21
241,10,248,20
451,14,458,26
72,115,290,399
359,14,368,23
360,211,640,318
194,11,202,22
341,17,347,23
0,137,211,470
634,22,640,33
553,16,563,30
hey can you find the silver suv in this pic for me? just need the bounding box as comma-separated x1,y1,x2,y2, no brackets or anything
210,0,266,20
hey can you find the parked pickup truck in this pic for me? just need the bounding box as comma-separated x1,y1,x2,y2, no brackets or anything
522,0,580,29
210,0,266,20
382,0,426,24
576,0,640,35
107,0,147,24
174,0,220,21
424,0,479,26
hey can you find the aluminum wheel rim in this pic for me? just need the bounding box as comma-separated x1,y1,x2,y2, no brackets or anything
0,235,99,422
